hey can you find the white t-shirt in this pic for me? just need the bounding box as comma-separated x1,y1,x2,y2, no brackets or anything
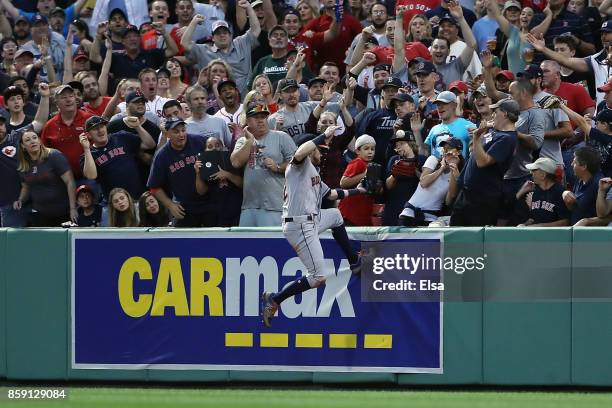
401,156,451,221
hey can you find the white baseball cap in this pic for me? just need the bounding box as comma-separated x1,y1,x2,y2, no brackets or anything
526,157,557,175
434,91,457,104
355,134,376,150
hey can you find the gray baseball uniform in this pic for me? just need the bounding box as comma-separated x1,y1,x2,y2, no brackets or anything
282,156,343,287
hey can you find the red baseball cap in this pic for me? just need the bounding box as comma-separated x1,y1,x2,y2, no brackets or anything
597,79,612,92
404,42,432,62
370,46,394,65
496,70,515,81
448,80,468,94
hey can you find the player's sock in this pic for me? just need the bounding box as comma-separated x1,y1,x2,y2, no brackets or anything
272,277,312,304
332,225,358,265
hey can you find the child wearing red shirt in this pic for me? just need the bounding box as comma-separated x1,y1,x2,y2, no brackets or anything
339,135,377,226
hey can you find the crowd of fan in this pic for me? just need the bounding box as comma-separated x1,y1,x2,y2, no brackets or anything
0,0,611,228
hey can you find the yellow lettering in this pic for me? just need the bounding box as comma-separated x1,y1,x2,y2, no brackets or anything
190,258,224,316
151,257,189,316
118,257,153,317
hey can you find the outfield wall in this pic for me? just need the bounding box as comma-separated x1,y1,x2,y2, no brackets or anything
0,227,611,386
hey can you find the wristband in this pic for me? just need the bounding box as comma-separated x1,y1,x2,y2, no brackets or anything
335,188,361,199
312,133,327,146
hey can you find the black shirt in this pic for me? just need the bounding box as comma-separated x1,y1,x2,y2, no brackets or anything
529,183,570,224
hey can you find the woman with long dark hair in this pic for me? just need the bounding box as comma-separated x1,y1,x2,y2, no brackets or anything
138,191,170,227
14,130,78,227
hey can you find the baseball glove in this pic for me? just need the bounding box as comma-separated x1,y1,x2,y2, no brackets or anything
360,162,383,195
538,95,563,110
391,158,417,178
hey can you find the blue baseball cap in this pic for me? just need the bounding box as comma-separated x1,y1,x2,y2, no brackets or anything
30,13,48,25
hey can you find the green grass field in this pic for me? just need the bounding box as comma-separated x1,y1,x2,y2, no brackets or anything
2,387,612,408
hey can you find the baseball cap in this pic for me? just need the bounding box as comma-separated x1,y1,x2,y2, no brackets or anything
439,137,463,151
496,70,515,81
156,67,171,78
435,91,457,104
30,13,48,25
414,60,437,75
126,90,146,104
14,49,34,60
502,0,521,12
602,20,612,33
489,98,521,117
448,80,468,94
14,15,29,24
164,116,186,130
109,8,127,20
246,104,270,117
517,64,544,79
50,6,66,16
307,77,326,88
284,9,300,18
268,25,288,39
85,115,108,132
54,84,74,98
280,79,300,91
355,134,376,150
404,42,432,62
597,78,612,92
73,48,89,62
67,80,84,93
526,157,557,174
75,184,94,196
217,79,238,91
472,84,488,98
595,108,612,124
212,20,230,34
251,0,264,7
439,13,459,26
122,25,140,37
0,110,8,122
382,77,403,89
373,63,392,74
390,93,413,108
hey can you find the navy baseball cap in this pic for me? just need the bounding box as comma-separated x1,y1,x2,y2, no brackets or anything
382,77,403,89
595,109,612,124
164,116,186,130
414,60,437,75
0,110,9,122
30,13,48,25
373,63,392,73
85,115,108,131
390,93,413,107
439,14,459,26
109,8,127,20
517,64,544,79
122,25,140,37
280,79,300,91
126,90,146,104
50,7,65,16
602,20,612,33
439,137,463,150
307,77,326,88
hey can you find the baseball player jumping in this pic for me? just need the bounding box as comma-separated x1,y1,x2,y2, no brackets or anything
261,129,367,327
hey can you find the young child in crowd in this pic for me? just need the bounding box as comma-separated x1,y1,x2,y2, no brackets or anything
75,185,102,227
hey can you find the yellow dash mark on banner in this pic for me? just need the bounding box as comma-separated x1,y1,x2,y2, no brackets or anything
260,333,289,348
295,334,323,348
225,333,253,347
329,334,357,349
364,334,393,349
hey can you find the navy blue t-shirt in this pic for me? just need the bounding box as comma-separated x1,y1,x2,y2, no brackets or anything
459,130,517,196
587,128,612,177
529,183,570,224
77,204,102,227
383,154,426,226
147,135,212,213
571,172,602,224
356,108,397,167
0,131,21,206
80,131,144,200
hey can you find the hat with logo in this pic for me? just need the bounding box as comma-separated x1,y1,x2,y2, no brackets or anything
85,115,108,131
30,13,48,25
448,80,468,94
280,78,300,91
595,108,612,124
50,6,66,16
526,157,558,174
307,77,327,88
126,90,146,104
439,13,459,26
602,20,612,33
439,137,463,150
164,116,186,130
382,76,403,89
502,0,521,12
414,59,437,75
517,64,544,79
246,103,270,117
75,184,94,197
212,20,230,34
122,24,140,37
435,91,457,104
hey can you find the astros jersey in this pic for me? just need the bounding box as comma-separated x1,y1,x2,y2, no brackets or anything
282,157,330,218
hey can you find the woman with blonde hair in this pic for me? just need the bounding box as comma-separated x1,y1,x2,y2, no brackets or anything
406,14,432,43
296,0,319,26
14,130,78,226
205,59,235,114
251,74,279,113
107,188,138,227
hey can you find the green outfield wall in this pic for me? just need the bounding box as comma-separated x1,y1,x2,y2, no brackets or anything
0,227,611,385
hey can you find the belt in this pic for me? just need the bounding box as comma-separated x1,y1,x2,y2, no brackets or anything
283,215,314,223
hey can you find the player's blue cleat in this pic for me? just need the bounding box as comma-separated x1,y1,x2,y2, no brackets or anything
261,291,278,327
350,256,362,275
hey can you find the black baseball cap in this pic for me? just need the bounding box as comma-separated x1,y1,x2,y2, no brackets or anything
280,79,300,92
126,90,146,104
156,67,171,78
109,8,127,20
85,115,108,131
382,77,403,90
122,25,140,37
390,93,413,108
373,63,392,74
517,64,544,79
307,77,326,88
439,14,459,27
164,116,186,130
595,109,612,124
217,79,238,91
50,7,65,16
439,137,463,150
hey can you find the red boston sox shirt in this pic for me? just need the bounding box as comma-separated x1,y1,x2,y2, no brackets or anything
339,157,374,226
